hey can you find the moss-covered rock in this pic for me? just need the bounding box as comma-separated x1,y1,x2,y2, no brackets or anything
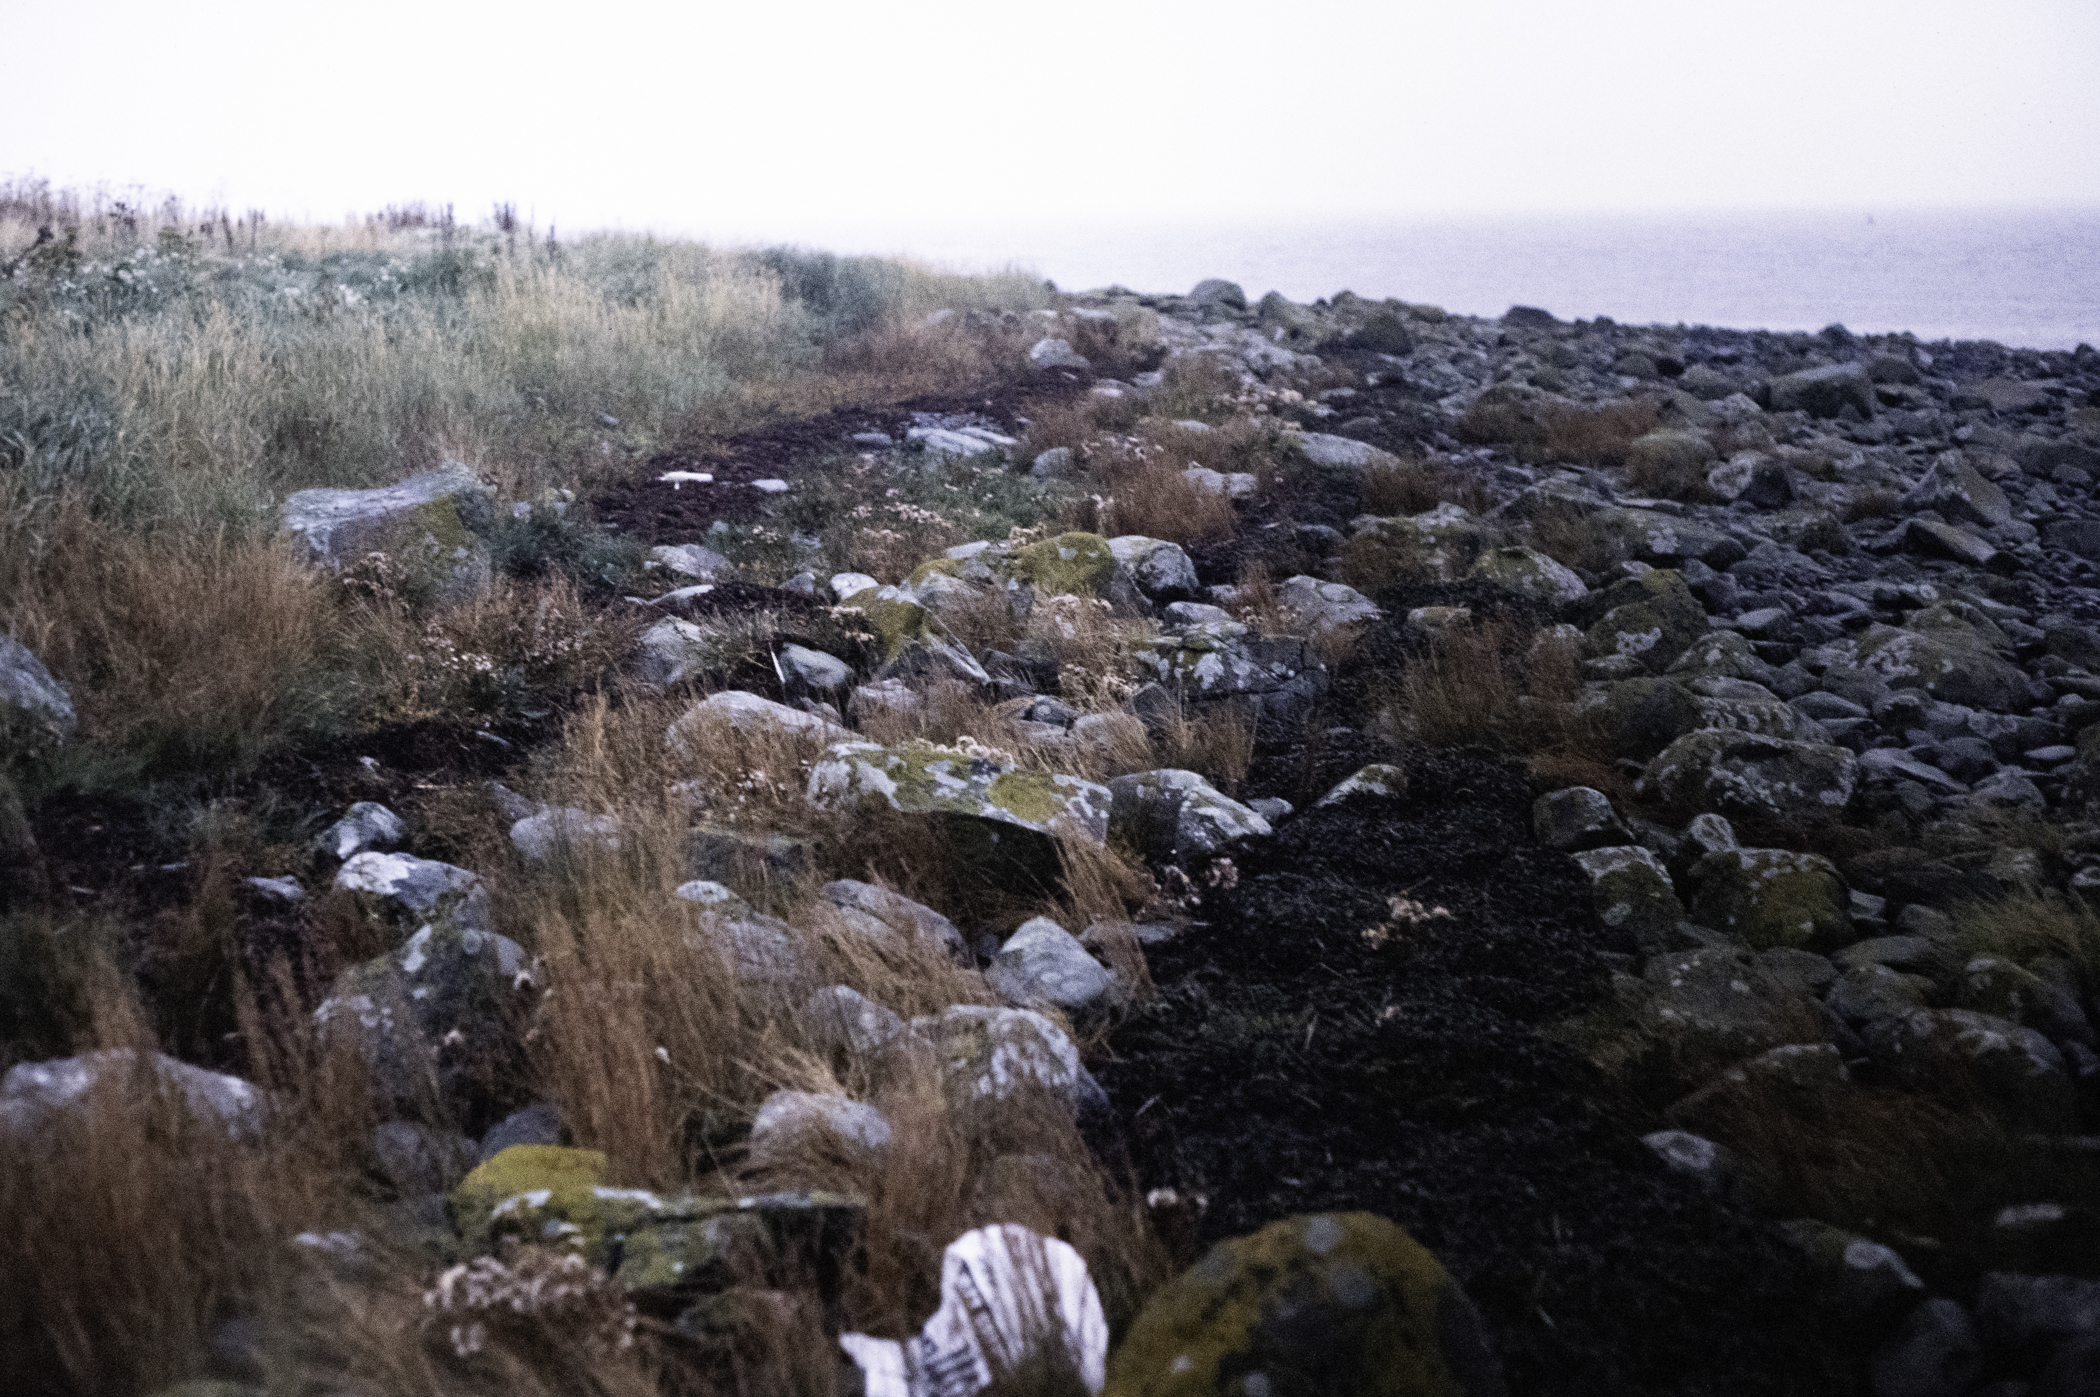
1134,619,1326,733
1574,677,1702,758
1010,531,1119,598
1104,1212,1504,1397
1582,570,1706,674
1687,848,1851,951
1638,730,1858,821
1467,545,1587,607
1570,845,1682,954
279,462,495,604
1848,621,2028,713
832,582,990,685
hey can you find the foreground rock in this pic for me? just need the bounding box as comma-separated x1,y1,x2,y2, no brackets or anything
279,461,495,602
0,636,76,739
1,1048,262,1137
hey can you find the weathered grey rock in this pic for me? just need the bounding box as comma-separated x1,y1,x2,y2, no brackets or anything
907,426,1002,457
1684,811,1739,857
779,644,852,694
280,462,495,600
1469,546,1588,606
1767,362,1875,419
1027,337,1091,372
1584,570,1708,674
1108,536,1199,602
371,1120,478,1194
0,636,75,739
1639,730,1858,820
1668,1042,1852,1140
1189,278,1247,311
911,1004,1092,1111
1614,509,1748,571
667,689,855,753
1315,763,1407,807
1641,1129,1752,1195
747,1090,891,1167
478,1101,563,1161
805,985,908,1058
1778,1221,1925,1324
1849,622,2030,712
683,826,811,884
650,543,733,580
1596,948,1830,1085
634,616,713,688
1706,452,1794,508
1294,431,1400,470
832,581,990,687
1134,616,1326,732
1571,846,1682,953
316,802,407,861
1976,1272,2100,1353
509,807,623,863
315,922,529,1109
1868,1298,1981,1397
1108,768,1272,865
1277,575,1381,637
1534,787,1632,852
1863,1008,2077,1130
819,879,967,959
1,1048,263,1138
1030,446,1077,480
1903,452,2014,529
1685,848,1850,951
1902,518,2001,569
987,917,1118,1015
1959,956,2094,1046
334,851,490,932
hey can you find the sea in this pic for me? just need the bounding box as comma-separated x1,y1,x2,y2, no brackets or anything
813,208,2100,353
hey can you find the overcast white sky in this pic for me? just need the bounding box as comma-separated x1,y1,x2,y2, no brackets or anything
5,0,2097,243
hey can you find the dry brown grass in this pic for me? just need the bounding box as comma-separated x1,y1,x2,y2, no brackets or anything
1359,456,1491,517
1385,619,1592,758
1523,499,1637,576
1456,390,1659,467
1147,707,1256,796
1093,456,1238,547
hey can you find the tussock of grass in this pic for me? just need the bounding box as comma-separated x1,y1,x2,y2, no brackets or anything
1384,618,1591,758
1359,456,1491,517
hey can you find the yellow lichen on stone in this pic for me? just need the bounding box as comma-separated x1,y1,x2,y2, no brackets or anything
1010,531,1117,597
452,1144,620,1260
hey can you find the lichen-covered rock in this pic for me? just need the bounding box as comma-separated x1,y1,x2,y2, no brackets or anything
1583,570,1707,674
1110,536,1200,603
1902,451,2013,529
1861,1008,2077,1130
1685,848,1851,951
1610,509,1748,571
315,922,529,1110
988,917,1119,1015
1297,432,1402,470
1847,622,2029,713
1349,505,1487,582
911,1004,1092,1111
1315,764,1407,808
1109,768,1272,864
832,582,991,687
1666,630,1779,686
1467,546,1587,607
746,1090,891,1168
509,807,623,864
1133,617,1326,733
819,880,967,959
1009,532,1119,598
1278,576,1381,638
0,635,76,740
1103,1211,1505,1397
635,616,713,688
280,462,494,602
1766,362,1875,420
650,543,733,579
0,1048,263,1139
1583,948,1831,1087
1532,787,1632,853
1570,846,1683,954
805,985,908,1057
315,802,407,861
1638,730,1858,820
333,851,490,932
1575,677,1703,758
1957,957,2094,1046
666,689,854,753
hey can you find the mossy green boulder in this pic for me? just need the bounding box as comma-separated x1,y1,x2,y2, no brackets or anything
1687,848,1851,950
832,581,989,685
1009,531,1119,597
1104,1212,1504,1397
1467,545,1587,607
1582,570,1706,674
453,1144,620,1260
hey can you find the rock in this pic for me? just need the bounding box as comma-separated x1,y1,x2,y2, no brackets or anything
1902,452,2014,529
1468,546,1588,606
1849,622,2030,712
747,1090,891,1168
1707,453,1794,509
1975,1272,2100,1354
315,922,530,1110
1031,446,1077,480
847,678,922,726
1295,432,1400,470
1641,1129,1756,1197
1533,787,1633,852
509,807,623,864
1315,764,1408,808
1668,1043,1852,1139
0,1048,263,1138
807,739,1112,883
1183,464,1259,498
1135,616,1326,733
1189,278,1248,311
1638,730,1858,821
1959,957,2094,1046
1593,948,1830,1085
1249,797,1294,824
906,426,1002,457
1028,337,1091,372
635,616,713,688
479,1101,564,1160
1685,848,1850,951
315,802,406,861
1902,518,2002,569
1109,536,1200,603
805,985,908,1058
683,827,811,884
1103,1211,1506,1397
1626,429,1718,486
832,581,991,687
650,543,734,580
1108,768,1272,865
1584,570,1708,674
819,880,967,959
1278,575,1381,637
911,1004,1093,1112
1868,1298,1982,1397
779,644,852,694
1778,1221,1925,1323
667,689,855,754
1766,363,1876,420
1570,846,1683,954
1862,1009,2077,1130
334,851,490,932
988,917,1118,1015
279,462,495,601
1577,677,1704,759
370,1120,478,1194
0,635,75,739
1611,509,1748,571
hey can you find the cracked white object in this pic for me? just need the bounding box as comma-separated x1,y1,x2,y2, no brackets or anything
839,1225,1107,1396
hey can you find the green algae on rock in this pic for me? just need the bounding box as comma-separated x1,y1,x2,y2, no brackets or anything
1103,1212,1504,1397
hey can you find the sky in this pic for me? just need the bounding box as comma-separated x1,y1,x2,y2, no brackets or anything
5,0,2098,246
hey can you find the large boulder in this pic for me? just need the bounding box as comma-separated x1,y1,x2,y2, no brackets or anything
818,880,967,959
1902,452,2014,529
1110,536,1200,604
315,802,407,861
1685,848,1850,950
1190,278,1247,311
279,462,495,602
1848,623,2030,713
1008,532,1120,599
1,1048,262,1138
1587,948,1831,1087
832,582,990,687
807,739,1111,884
1638,730,1858,821
666,689,854,754
1278,576,1381,638
1862,1008,2078,1130
1103,1212,1505,1397
1570,846,1683,954
1109,768,1272,865
910,1004,1095,1113
1766,363,1875,420
1134,616,1326,733
315,922,530,1111
333,851,491,932
1583,570,1708,674
1468,546,1587,607
0,635,75,740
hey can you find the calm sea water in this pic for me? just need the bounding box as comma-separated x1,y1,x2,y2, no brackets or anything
835,208,2100,351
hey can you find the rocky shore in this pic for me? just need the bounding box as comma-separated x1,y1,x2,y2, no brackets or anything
7,268,2100,1397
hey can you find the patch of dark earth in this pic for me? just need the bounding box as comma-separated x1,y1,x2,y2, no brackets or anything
1098,743,1850,1396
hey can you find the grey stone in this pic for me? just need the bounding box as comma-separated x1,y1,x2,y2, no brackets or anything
1685,848,1850,951
1108,768,1272,865
1767,363,1875,419
1862,1009,2077,1130
1277,575,1381,637
779,644,853,694
1570,846,1683,954
1315,764,1408,807
315,922,530,1111
280,462,494,601
1027,337,1091,372
1684,812,1739,857
819,880,967,959
634,616,713,688
804,985,908,1058
1903,518,2001,569
316,802,407,861
1108,536,1200,603
1533,787,1632,852
667,689,855,753
0,636,75,739
911,1004,1091,1111
334,851,489,932
1469,545,1588,606
748,1090,891,1166
650,543,734,580
1903,452,2014,529
1189,278,1247,311
988,917,1118,1015
479,1101,563,1161
1825,965,1935,1028
1976,1272,2100,1352
1607,948,1830,1087
509,807,623,864
1030,446,1077,480
1638,730,1859,820
1134,616,1326,733
371,1120,478,1194
1,1048,263,1139
1295,432,1400,470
